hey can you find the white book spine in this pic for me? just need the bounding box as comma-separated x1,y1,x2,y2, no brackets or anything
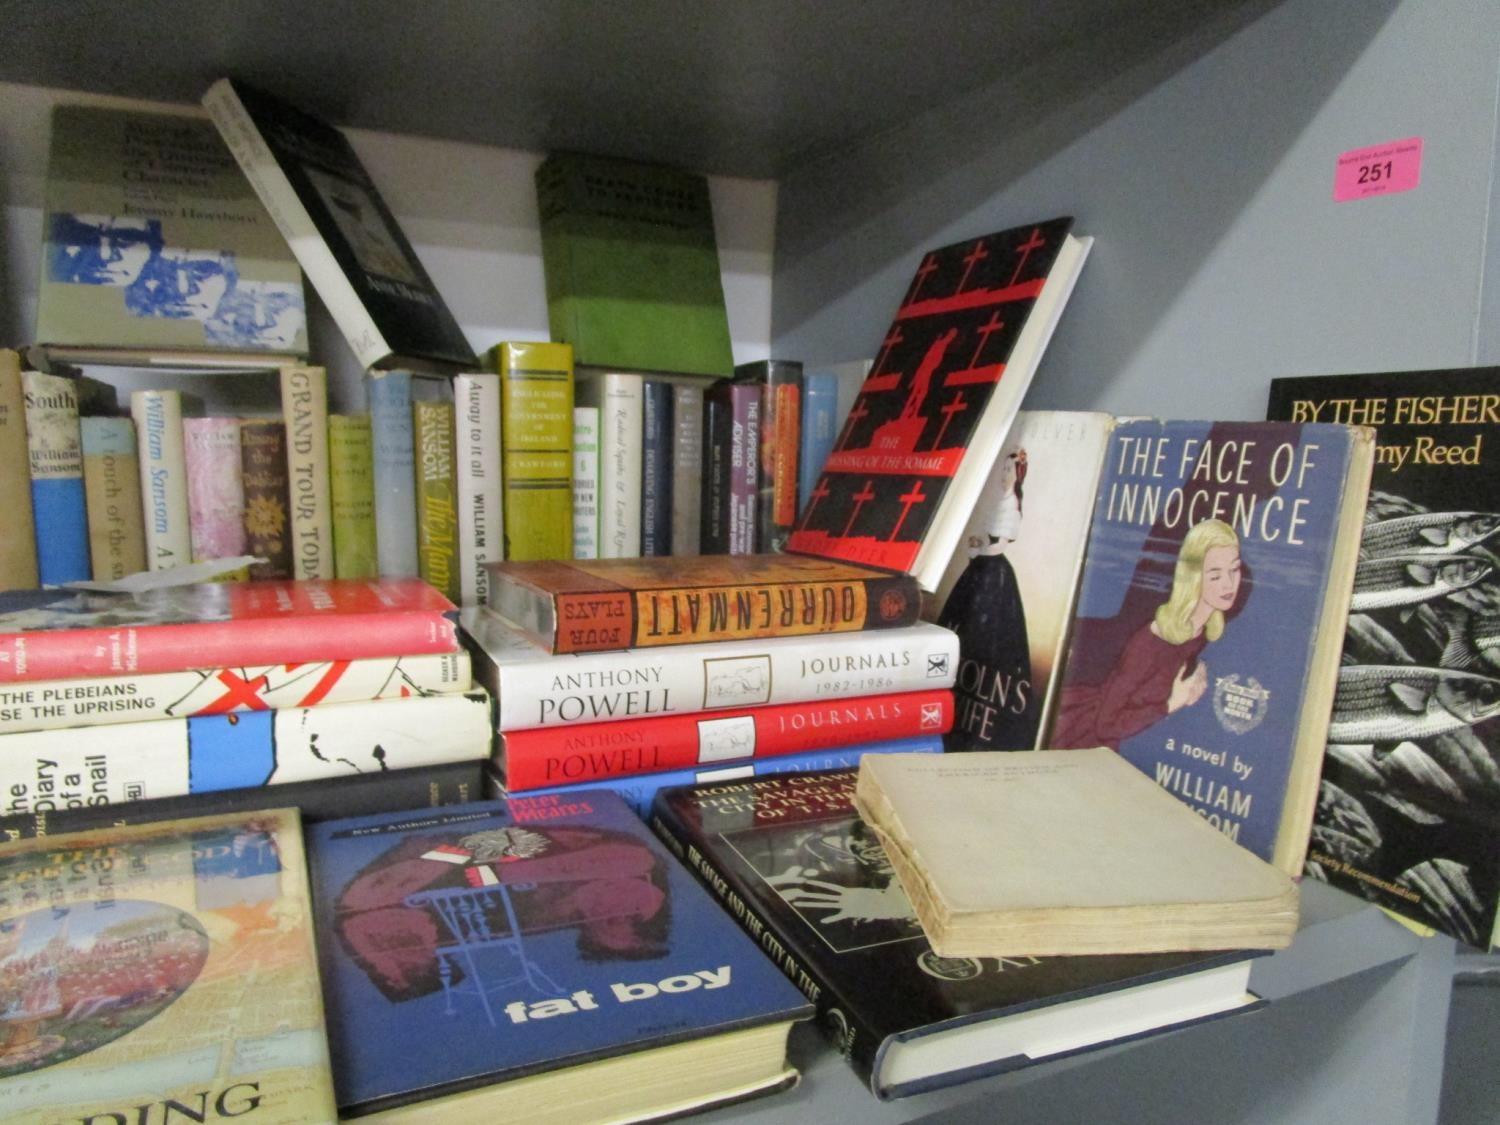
454,373,503,604
129,389,192,571
671,383,703,557
203,79,391,370
281,365,334,579
572,405,600,560
465,610,960,731
599,374,643,558
0,650,471,736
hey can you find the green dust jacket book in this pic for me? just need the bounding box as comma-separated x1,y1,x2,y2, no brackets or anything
536,152,733,377
1269,367,1500,949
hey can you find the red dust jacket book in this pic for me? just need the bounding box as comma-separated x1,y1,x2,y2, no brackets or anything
500,688,955,790
789,219,1091,591
0,579,457,683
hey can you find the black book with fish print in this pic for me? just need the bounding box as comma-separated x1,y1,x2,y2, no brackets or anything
1269,367,1500,950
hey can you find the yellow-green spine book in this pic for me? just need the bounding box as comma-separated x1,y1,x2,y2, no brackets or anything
493,340,574,560
329,413,378,579
413,399,459,601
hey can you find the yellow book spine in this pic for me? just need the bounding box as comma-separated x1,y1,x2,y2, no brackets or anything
495,341,574,560
413,399,459,601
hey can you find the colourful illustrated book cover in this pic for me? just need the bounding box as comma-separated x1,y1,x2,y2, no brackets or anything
0,809,336,1124
788,219,1090,590
306,794,810,1117
930,411,1113,750
1269,367,1500,948
1049,420,1373,874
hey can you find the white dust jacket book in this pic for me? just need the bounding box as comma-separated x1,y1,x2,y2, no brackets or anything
579,372,644,558
454,372,504,603
572,404,601,560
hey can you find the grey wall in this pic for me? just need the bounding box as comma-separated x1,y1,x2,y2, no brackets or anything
771,0,1500,420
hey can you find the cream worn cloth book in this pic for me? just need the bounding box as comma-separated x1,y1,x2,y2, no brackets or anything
854,748,1299,957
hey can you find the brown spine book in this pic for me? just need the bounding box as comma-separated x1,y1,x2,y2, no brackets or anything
0,352,38,590
240,418,292,579
486,554,921,654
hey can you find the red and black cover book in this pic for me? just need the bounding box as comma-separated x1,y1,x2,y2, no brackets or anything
789,219,1089,591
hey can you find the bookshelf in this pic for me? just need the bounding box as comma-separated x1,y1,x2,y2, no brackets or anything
0,0,1492,1119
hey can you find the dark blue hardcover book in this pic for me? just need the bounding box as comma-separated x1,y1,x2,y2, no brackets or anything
307,793,812,1118
501,734,944,817
641,379,674,556
798,371,840,514
1049,420,1374,875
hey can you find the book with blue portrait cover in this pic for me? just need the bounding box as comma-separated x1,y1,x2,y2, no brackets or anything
306,793,811,1120
1048,420,1375,875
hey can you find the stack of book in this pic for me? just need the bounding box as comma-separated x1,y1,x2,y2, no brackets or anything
466,554,960,816
0,578,491,837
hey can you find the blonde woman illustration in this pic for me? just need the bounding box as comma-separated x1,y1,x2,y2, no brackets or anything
1051,519,1243,750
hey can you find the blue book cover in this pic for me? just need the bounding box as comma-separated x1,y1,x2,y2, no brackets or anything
512,735,945,817
798,372,839,514
641,379,674,556
367,369,418,577
306,794,811,1116
22,370,89,584
1050,420,1371,871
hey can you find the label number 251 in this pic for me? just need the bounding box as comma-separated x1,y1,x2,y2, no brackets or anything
1358,161,1394,184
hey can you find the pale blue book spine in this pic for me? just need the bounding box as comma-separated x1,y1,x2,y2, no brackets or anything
367,369,418,577
798,372,839,512
22,370,89,585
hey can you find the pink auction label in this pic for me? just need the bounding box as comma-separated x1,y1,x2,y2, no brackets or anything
1334,137,1423,202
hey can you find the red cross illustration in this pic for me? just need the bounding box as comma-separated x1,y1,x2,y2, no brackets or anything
889,481,927,540
837,399,870,449
842,480,877,537
906,254,940,304
1008,228,1046,285
873,325,904,375
931,392,968,450
804,478,831,522
956,238,990,293
968,310,1005,366
201,670,273,713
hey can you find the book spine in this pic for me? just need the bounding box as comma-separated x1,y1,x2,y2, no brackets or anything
0,650,469,735
572,405,600,559
413,399,460,602
182,417,247,566
671,383,703,558
239,419,293,579
24,371,90,584
763,367,802,551
499,342,574,560
641,379,674,555
798,373,839,512
700,386,731,553
367,369,419,577
453,373,503,605
281,364,334,579
728,382,760,554
0,607,458,684
129,388,191,572
80,417,146,582
488,623,959,730
647,801,887,1090
328,414,379,579
0,759,486,841
0,354,38,590
501,688,954,789
202,78,391,369
0,690,491,812
598,373,643,558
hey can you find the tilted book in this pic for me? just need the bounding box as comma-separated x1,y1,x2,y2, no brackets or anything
0,690,492,815
0,809,337,1124
36,103,308,363
499,688,953,791
307,794,811,1120
486,554,922,654
0,649,470,735
24,370,90,585
854,750,1299,957
0,352,39,591
1048,420,1375,875
460,606,958,731
1269,367,1500,948
650,771,1266,1100
0,578,456,683
203,79,475,371
536,151,734,377
789,219,1091,591
929,411,1114,750
494,341,575,561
